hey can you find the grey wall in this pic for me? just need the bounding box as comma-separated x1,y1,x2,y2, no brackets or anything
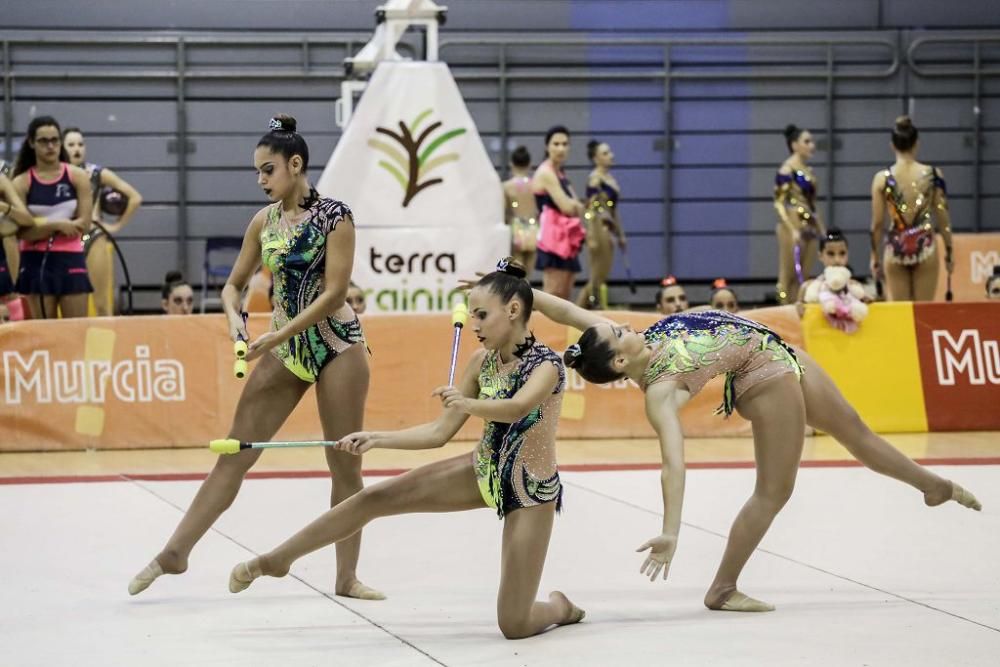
7,0,1000,32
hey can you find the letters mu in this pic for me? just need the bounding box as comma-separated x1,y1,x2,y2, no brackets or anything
4,346,185,404
932,329,1000,386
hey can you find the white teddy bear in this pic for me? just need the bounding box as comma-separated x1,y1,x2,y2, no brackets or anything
803,265,868,333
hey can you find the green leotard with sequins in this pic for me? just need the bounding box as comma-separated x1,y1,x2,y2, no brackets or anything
259,197,365,383
474,340,565,519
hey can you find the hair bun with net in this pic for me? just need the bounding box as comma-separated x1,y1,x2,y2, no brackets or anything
496,256,527,279
564,343,582,368
269,115,298,133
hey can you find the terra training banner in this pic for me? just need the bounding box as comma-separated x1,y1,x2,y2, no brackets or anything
317,61,508,312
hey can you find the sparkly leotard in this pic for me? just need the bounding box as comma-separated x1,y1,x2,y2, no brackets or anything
881,165,947,266
260,197,364,383
639,311,802,416
773,168,820,239
585,179,620,229
474,339,564,519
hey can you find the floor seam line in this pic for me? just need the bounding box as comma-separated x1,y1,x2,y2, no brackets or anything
125,475,450,666
563,477,1000,634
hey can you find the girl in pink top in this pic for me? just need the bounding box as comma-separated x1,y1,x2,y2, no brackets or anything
533,125,584,300
11,116,92,318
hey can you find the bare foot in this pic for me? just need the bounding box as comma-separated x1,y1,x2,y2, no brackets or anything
127,550,187,596
335,579,386,601
549,591,586,625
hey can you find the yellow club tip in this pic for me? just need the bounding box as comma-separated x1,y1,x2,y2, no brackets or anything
209,439,242,454
451,302,469,327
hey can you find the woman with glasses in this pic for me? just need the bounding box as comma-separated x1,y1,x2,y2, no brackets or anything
10,116,93,319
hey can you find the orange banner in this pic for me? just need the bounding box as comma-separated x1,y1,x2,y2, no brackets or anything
0,307,803,452
934,233,1000,302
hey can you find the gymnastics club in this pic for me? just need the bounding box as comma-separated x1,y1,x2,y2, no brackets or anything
233,312,249,379
210,438,338,454
449,301,469,386
619,246,637,294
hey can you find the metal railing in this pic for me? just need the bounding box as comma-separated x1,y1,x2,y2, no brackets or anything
0,33,416,270
3,31,996,290
908,34,1000,233
441,35,899,271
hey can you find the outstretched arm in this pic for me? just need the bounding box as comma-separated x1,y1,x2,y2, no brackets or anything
337,349,482,452
531,288,615,331
636,380,690,581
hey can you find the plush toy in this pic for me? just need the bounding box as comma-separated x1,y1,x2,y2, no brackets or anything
803,265,868,333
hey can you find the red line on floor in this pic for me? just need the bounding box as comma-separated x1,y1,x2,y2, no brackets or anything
1,456,998,486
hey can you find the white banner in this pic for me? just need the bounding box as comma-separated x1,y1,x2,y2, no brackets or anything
351,226,507,312
318,61,506,311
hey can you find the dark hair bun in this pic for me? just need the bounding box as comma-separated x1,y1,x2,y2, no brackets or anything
563,344,582,368
496,257,527,279
510,145,531,168
269,114,298,133
586,139,602,162
783,124,800,141
891,115,918,151
164,270,184,283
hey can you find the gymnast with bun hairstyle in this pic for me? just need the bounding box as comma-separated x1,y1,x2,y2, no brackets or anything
160,271,194,315
229,259,585,640
530,288,981,613
774,124,824,304
869,115,953,302
128,115,382,601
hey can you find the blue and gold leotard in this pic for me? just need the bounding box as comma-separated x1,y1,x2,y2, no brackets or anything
774,168,820,238
474,339,565,519
260,197,365,383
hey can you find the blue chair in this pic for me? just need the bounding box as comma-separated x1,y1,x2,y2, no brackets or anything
200,237,243,313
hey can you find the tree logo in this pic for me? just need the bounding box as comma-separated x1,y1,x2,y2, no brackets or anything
368,108,467,207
